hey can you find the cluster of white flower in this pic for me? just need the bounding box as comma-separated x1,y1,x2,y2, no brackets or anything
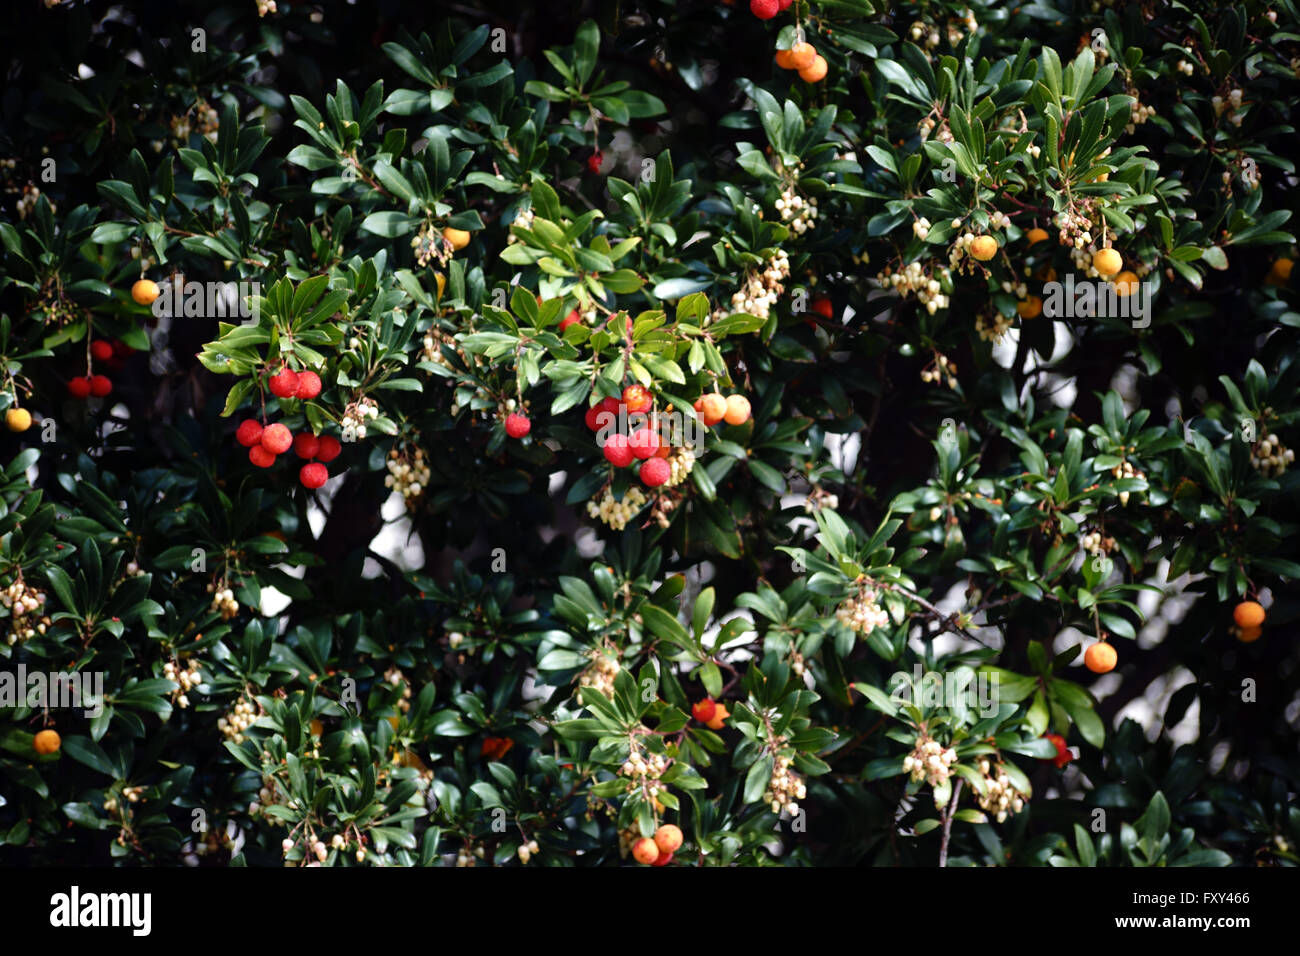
255,0,277,15
662,446,695,488
1251,433,1294,477
516,838,541,864
419,327,455,367
1111,459,1144,506
508,206,535,244
904,736,958,789
456,842,486,867
713,249,790,323
975,757,1026,823
877,261,951,314
913,217,931,241
163,658,202,709
208,583,240,620
1211,88,1246,126
385,446,431,505
999,277,1031,302
1125,92,1156,135
1055,212,1098,253
975,312,1013,343
103,786,145,816
3,578,48,645
763,746,807,816
586,486,648,530
775,187,819,235
1080,530,1115,556
15,184,50,220
802,490,839,513
835,588,889,635
578,647,621,702
385,666,413,713
170,103,220,145
908,20,941,49
1176,59,1195,76
341,397,379,442
219,698,258,744
921,352,958,389
182,820,245,865
620,746,668,786
917,115,954,144
124,558,146,577
411,223,447,268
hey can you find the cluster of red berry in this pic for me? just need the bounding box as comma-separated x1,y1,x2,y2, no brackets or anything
749,0,792,20
236,420,341,487
586,385,675,487
267,366,323,402
66,339,133,399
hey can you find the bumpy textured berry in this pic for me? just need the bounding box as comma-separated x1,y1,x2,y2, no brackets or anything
294,433,321,459
622,384,652,414
602,433,634,468
261,423,293,455
505,413,531,438
628,426,660,459
295,370,322,400
640,457,671,487
249,445,276,468
587,151,603,174
300,463,329,489
724,394,751,425
68,377,92,399
559,310,581,331
692,698,717,722
750,0,779,19
269,368,300,399
89,375,113,397
698,393,727,426
236,420,264,447
91,340,113,361
316,436,342,463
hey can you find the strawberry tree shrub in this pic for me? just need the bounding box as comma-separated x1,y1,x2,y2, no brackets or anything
0,0,1298,867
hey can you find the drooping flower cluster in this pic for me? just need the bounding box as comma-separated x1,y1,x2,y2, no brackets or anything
713,249,790,322
975,757,1027,823
763,741,808,816
385,445,431,506
341,397,379,442
208,582,240,620
1251,433,1294,477
1111,459,1145,506
578,646,621,701
3,576,48,645
163,658,203,709
587,486,648,530
835,584,889,635
411,222,449,268
877,260,951,314
920,352,958,389
904,735,958,789
975,312,1013,344
219,697,258,743
1080,530,1115,557
775,187,819,235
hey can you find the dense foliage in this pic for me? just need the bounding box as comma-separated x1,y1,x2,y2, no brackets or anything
1,0,1297,868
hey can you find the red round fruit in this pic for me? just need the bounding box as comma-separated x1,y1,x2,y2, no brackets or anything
811,296,833,319
1043,732,1074,769
602,433,634,468
654,443,672,459
505,413,531,438
67,377,92,400
778,0,793,8
650,851,674,867
751,0,779,18
640,457,671,487
692,698,717,723
261,423,293,455
559,310,581,331
628,426,660,460
89,375,113,397
269,368,300,399
294,432,321,459
315,436,342,463
295,370,323,400
236,420,265,447
587,151,603,174
300,463,329,489
622,384,653,414
249,445,276,468
586,396,621,432
90,340,113,362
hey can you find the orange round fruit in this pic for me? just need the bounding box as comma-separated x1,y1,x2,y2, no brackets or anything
798,55,828,83
699,393,727,426
788,42,816,71
1266,257,1293,286
131,279,160,306
6,408,32,432
706,702,730,730
691,698,717,722
309,718,324,736
1233,601,1265,629
774,49,797,70
1237,625,1262,643
969,235,998,261
443,227,471,251
1017,295,1042,319
654,824,683,855
632,837,660,864
1084,642,1117,674
1113,271,1139,296
723,394,752,425
1026,227,1049,245
34,729,61,755
1093,247,1123,277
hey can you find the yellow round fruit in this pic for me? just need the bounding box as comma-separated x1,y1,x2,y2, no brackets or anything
131,279,160,306
723,394,752,426
632,837,660,865
788,42,817,71
34,729,61,755
443,227,471,251
1233,601,1265,629
654,824,683,855
1093,248,1123,277
1017,295,1043,319
1026,227,1049,245
699,393,727,426
798,55,828,83
1113,271,1139,296
969,235,998,261
5,408,32,432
